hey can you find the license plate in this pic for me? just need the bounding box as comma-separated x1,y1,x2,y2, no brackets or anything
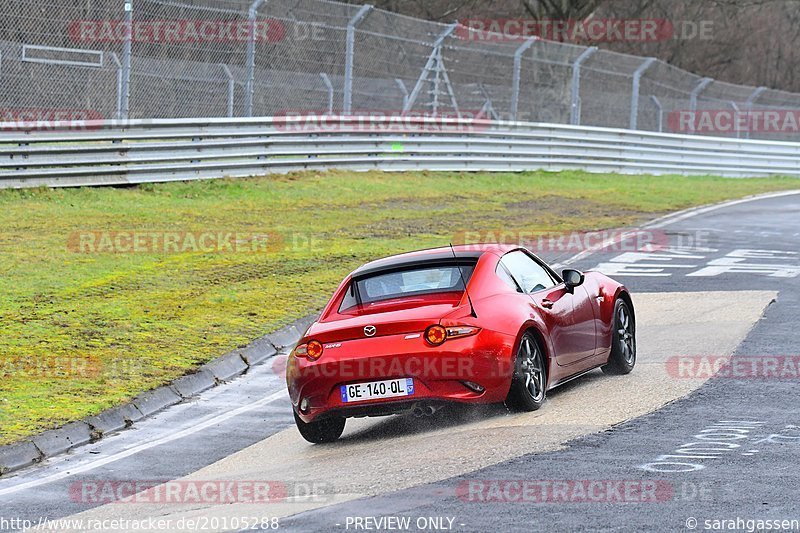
340,378,415,403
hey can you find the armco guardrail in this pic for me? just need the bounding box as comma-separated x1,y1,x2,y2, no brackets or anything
2,116,800,189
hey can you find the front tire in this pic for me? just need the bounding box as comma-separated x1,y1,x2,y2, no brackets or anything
294,411,345,443
602,298,636,375
506,332,547,411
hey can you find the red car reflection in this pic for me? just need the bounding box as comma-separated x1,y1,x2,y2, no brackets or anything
286,244,636,443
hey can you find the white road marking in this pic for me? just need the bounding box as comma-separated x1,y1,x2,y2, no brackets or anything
555,190,800,270
0,390,288,497
594,246,800,279
641,190,800,230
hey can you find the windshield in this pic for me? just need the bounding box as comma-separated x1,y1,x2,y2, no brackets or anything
340,263,475,311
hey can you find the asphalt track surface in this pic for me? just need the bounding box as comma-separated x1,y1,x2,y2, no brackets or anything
1,191,799,533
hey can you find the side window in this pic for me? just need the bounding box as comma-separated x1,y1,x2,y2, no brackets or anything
500,251,557,294
496,263,520,291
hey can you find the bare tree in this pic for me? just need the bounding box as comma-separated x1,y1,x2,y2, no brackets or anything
519,0,605,21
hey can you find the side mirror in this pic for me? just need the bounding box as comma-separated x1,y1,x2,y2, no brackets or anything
562,269,585,291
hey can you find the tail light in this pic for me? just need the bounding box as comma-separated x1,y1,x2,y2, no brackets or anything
424,325,447,346
424,325,480,346
295,340,324,361
445,326,481,339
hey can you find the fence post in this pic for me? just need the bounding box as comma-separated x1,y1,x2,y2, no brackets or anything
630,57,656,130
510,37,536,122
689,77,713,113
650,96,663,132
745,87,766,140
320,73,334,114
395,78,409,109
244,0,268,117
746,86,767,109
343,4,372,114
730,101,741,139
120,0,133,120
221,64,235,117
110,53,123,120
570,46,597,126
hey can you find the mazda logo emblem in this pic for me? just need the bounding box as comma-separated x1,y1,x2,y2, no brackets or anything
364,325,377,337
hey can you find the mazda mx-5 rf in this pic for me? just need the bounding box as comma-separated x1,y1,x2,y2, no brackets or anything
286,244,636,443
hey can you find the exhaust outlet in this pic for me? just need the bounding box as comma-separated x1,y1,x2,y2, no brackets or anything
411,404,440,417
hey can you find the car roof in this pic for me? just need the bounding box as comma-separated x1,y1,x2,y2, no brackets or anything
350,243,517,279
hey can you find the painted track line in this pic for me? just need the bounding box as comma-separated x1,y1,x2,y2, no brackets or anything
555,189,800,268
0,389,288,497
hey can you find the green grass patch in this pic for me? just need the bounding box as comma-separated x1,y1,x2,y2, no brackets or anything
0,170,797,445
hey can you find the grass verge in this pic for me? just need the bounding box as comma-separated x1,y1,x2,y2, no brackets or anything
0,170,797,445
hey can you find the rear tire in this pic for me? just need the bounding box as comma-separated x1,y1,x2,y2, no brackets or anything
601,298,636,375
506,333,547,411
294,411,345,443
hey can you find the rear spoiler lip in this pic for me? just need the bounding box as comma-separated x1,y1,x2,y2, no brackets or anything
350,253,482,280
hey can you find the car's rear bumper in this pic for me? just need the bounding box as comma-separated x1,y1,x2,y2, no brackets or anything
287,328,516,423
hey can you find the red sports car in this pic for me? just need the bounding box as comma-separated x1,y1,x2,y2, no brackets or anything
286,244,635,443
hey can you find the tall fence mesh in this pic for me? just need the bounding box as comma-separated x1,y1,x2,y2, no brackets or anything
2,0,800,140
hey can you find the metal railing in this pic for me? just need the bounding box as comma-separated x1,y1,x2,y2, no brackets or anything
2,116,799,189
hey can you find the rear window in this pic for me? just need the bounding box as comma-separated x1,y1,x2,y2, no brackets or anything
340,263,475,311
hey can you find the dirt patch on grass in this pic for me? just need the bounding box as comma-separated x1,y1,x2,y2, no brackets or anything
504,195,654,220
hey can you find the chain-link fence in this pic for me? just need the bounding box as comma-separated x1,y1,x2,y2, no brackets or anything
2,0,800,140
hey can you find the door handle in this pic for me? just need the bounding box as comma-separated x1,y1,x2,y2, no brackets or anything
540,299,554,309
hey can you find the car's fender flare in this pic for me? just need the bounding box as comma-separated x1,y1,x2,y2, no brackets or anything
511,317,555,390
612,287,635,322
614,287,634,310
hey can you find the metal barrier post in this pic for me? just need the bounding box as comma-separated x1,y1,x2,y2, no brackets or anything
395,79,409,109
510,37,536,122
570,46,597,126
630,57,656,131
244,0,268,117
120,1,133,120
221,64,235,118
689,77,713,113
110,53,123,120
320,73,334,114
650,96,663,132
745,87,766,139
730,101,741,139
343,5,372,114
